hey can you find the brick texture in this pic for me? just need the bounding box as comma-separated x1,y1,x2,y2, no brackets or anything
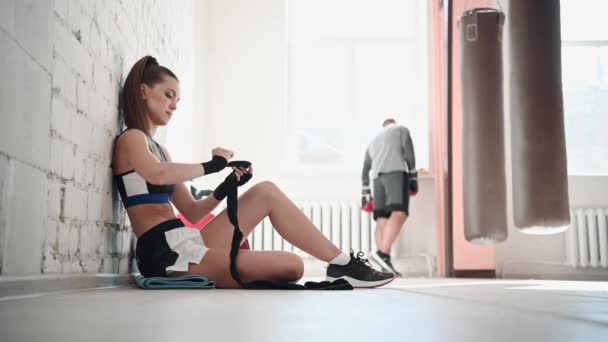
0,0,196,275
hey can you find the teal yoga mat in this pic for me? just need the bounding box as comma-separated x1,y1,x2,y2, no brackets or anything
135,275,215,289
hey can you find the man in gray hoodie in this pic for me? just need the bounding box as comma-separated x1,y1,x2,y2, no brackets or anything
361,118,417,277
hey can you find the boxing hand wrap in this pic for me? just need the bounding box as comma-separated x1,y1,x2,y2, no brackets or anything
201,155,228,175
213,161,253,201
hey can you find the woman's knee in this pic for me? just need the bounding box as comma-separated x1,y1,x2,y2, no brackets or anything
250,181,280,198
281,253,304,281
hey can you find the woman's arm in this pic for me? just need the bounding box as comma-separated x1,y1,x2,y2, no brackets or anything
117,129,227,185
170,183,222,223
155,143,223,223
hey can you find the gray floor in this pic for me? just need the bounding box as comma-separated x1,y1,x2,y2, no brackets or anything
1,278,607,342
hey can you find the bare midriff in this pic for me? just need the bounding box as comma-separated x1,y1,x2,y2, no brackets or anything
126,203,177,238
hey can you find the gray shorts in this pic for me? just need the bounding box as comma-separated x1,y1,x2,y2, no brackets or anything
372,171,410,220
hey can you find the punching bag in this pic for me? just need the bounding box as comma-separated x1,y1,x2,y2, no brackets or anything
508,0,570,234
459,8,508,244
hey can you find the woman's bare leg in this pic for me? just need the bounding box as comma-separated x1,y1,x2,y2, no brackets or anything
201,181,342,262
173,248,304,289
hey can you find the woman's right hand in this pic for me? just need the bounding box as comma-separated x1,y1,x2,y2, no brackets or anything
201,147,233,175
212,147,234,161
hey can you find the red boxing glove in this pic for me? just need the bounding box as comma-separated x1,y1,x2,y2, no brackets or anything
361,187,373,212
362,200,374,213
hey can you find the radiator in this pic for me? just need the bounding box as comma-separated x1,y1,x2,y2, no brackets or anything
566,208,608,268
249,201,375,258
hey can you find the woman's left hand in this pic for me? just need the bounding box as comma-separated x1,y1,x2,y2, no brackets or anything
212,163,253,200
232,164,253,182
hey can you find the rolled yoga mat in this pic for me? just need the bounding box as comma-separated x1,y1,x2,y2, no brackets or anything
507,0,570,234
459,8,508,244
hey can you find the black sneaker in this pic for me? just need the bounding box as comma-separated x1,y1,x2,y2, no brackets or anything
326,251,395,288
371,250,403,277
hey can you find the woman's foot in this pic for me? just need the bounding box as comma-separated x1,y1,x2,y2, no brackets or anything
326,251,395,288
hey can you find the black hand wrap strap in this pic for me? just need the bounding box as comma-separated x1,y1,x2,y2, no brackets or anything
225,174,246,287
214,171,252,201
223,161,352,290
201,155,228,175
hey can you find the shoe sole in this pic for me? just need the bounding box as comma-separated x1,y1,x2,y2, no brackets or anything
325,275,395,288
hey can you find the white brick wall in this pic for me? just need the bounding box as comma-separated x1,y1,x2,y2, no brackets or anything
15,0,54,72
0,155,10,273
2,160,48,274
0,32,52,169
0,0,15,37
0,0,199,276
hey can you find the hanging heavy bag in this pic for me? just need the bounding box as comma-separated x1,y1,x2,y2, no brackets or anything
459,6,508,244
508,0,570,233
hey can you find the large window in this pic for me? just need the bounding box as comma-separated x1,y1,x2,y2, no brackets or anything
561,0,608,175
286,0,429,175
